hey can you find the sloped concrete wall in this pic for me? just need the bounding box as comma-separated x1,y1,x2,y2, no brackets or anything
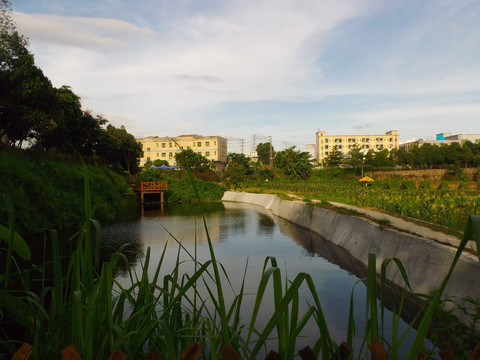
222,191,480,323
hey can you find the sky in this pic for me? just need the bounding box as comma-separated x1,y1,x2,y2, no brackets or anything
12,0,480,153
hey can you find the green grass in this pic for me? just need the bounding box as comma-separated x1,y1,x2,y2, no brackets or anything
0,148,138,236
244,178,480,232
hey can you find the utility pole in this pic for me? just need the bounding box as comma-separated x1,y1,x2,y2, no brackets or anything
240,139,245,154
269,136,273,167
252,133,257,154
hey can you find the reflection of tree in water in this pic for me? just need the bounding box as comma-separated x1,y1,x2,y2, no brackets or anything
162,202,225,217
102,224,144,277
257,213,276,235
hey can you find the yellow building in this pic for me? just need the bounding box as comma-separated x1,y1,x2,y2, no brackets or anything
137,134,228,171
315,130,399,164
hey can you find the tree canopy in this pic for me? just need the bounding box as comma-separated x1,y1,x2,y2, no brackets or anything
0,3,143,174
274,146,313,179
175,149,215,173
256,142,274,166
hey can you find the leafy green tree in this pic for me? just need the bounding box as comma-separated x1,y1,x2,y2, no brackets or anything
226,152,252,174
343,145,364,174
175,149,214,173
256,142,274,165
325,149,344,168
221,162,247,189
445,142,462,165
104,125,143,175
1,27,56,146
274,146,312,179
374,149,393,168
153,159,169,167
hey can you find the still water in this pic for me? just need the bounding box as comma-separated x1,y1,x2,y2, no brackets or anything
102,201,434,357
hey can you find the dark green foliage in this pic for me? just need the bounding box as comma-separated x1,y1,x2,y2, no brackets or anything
153,159,169,167
401,180,416,190
444,164,465,181
0,148,138,235
175,149,215,173
325,149,344,168
256,142,274,166
222,163,248,189
418,180,432,189
383,178,402,190
165,178,226,202
274,146,313,179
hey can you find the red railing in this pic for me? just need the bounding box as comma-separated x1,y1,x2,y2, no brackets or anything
131,181,167,192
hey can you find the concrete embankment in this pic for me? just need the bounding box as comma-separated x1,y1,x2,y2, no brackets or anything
222,191,480,323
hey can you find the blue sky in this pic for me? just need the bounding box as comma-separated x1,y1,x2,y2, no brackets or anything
12,0,480,153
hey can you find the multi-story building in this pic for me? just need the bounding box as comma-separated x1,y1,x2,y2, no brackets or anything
315,130,399,164
137,134,227,172
400,132,480,151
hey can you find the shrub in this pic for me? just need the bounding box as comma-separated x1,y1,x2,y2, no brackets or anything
418,180,432,189
401,180,416,190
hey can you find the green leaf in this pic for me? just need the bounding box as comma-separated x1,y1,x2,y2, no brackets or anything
0,290,34,328
0,224,31,260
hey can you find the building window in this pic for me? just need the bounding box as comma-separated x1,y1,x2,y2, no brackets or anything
156,153,159,157
325,139,329,143
197,142,202,147
169,152,173,158
162,143,166,148
162,153,166,157
147,157,151,161
187,146,191,150
146,147,150,151
169,142,173,148
156,143,159,147
205,141,210,146
214,141,217,145
325,145,328,149
214,151,217,155
206,151,210,156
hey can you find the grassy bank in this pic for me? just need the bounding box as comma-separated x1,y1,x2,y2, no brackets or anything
0,148,139,236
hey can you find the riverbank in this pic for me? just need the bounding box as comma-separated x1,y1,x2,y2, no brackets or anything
222,191,480,326
0,148,139,236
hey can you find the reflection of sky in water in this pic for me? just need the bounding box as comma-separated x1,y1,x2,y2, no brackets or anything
102,202,436,358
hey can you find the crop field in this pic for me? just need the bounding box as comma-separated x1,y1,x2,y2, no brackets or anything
246,178,480,232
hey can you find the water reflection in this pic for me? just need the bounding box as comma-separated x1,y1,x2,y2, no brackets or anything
102,201,435,357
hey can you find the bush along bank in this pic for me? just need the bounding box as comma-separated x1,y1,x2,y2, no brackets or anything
139,168,226,203
0,148,139,236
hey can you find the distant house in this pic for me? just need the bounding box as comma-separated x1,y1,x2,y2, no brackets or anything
137,134,227,172
315,130,399,165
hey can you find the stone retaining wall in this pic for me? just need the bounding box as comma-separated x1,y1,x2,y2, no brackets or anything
222,191,480,324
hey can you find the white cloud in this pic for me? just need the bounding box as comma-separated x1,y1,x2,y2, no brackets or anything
13,11,156,49
11,0,480,145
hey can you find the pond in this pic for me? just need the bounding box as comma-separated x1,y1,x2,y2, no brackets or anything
102,201,435,358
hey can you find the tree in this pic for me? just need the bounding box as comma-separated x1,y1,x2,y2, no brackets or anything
325,149,344,168
0,32,56,146
226,152,252,174
343,145,364,175
256,142,274,166
175,149,214,173
274,146,313,179
373,149,392,168
104,125,143,175
153,159,169,167
221,162,248,189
